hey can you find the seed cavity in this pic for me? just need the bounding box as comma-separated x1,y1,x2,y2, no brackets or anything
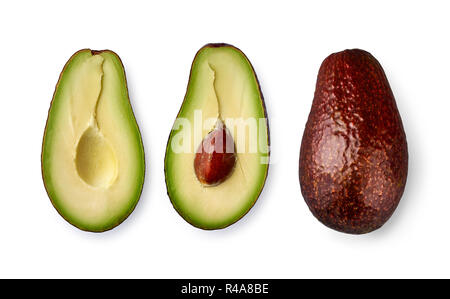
75,126,118,188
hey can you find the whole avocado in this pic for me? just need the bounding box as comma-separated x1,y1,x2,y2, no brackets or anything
299,49,408,234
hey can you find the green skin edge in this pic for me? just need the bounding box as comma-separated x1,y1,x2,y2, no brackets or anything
164,43,270,230
41,49,145,233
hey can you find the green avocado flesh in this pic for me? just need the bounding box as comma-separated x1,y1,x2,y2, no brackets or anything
165,44,269,230
42,49,145,232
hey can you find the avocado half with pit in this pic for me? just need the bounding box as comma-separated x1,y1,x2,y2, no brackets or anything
164,44,270,230
42,49,145,232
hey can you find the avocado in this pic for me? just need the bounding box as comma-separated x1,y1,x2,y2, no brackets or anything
165,43,269,230
299,49,408,234
42,49,145,232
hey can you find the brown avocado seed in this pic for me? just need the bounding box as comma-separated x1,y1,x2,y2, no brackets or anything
194,121,236,186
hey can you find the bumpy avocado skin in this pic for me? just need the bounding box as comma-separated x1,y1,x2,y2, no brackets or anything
299,49,408,234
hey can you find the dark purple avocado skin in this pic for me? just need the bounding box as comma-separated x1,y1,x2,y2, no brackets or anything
299,49,408,234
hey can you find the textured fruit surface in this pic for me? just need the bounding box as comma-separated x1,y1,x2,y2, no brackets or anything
42,49,145,232
299,49,408,234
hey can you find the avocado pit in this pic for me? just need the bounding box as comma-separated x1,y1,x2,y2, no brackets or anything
194,120,236,186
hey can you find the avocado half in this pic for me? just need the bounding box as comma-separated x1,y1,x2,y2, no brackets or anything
42,49,145,232
164,43,270,230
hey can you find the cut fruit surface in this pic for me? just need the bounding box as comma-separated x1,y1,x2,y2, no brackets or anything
42,49,145,232
75,126,118,188
165,44,269,230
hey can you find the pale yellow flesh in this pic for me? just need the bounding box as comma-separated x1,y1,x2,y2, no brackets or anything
44,51,143,230
166,46,269,228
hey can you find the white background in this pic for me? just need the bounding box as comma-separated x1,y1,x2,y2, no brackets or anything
0,0,448,278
